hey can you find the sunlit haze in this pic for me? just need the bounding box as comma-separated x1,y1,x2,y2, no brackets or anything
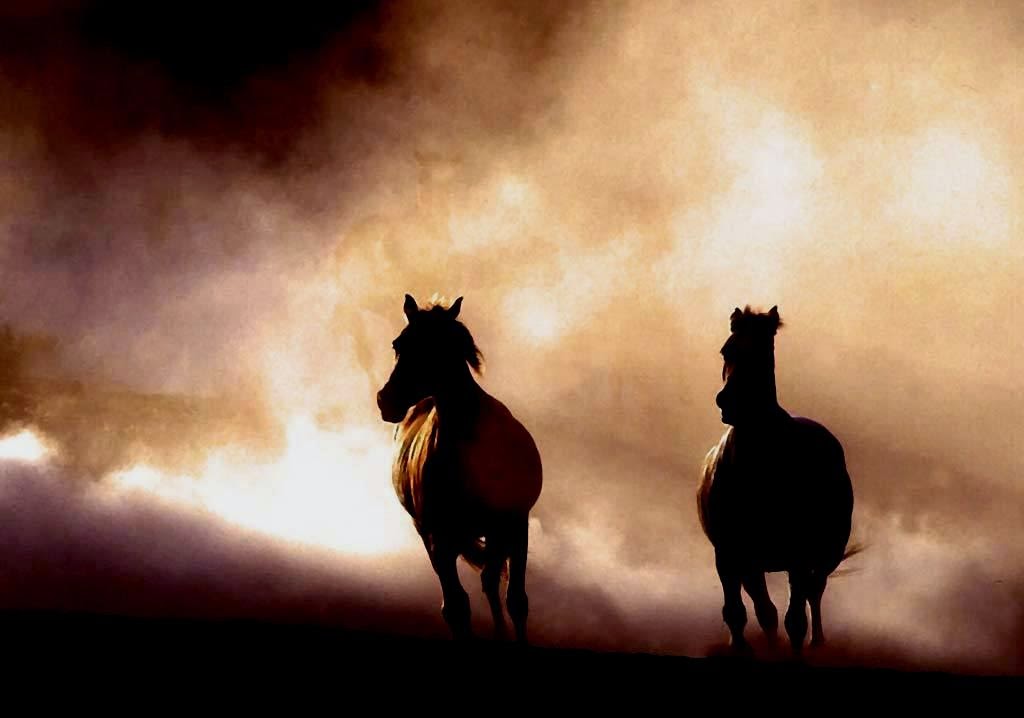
0,0,1021,676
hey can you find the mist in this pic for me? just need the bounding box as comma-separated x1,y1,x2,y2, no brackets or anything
0,1,1021,675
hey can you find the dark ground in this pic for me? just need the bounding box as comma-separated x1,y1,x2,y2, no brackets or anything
0,610,1017,708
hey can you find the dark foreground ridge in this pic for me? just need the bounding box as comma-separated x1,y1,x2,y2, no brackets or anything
1,610,1017,705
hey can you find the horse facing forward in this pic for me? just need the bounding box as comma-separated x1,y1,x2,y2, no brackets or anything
377,294,542,642
698,306,856,655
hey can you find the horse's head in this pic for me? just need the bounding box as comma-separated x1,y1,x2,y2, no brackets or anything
715,305,782,426
376,293,483,423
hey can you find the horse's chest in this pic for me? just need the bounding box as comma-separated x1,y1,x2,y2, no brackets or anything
711,447,799,517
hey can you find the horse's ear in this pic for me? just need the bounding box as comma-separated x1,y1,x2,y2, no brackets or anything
769,306,779,319
731,307,743,321
403,294,419,322
448,296,463,319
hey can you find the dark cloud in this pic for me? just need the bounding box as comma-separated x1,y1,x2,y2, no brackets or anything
0,461,434,632
0,2,392,158
0,1,593,162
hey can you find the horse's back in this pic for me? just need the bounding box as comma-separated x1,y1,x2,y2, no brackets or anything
458,394,542,515
790,417,845,463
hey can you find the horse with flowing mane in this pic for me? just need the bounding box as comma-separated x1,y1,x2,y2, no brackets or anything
698,306,857,655
377,294,542,642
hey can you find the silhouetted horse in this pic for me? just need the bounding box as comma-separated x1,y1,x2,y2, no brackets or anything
698,306,856,655
377,294,542,642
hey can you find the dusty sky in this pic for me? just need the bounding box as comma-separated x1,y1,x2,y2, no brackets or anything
0,1,1021,675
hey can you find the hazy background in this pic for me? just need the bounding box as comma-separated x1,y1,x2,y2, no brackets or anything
0,0,1021,675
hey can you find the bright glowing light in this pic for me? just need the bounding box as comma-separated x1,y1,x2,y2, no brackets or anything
0,429,52,463
731,116,822,230
510,296,563,345
503,237,640,346
449,174,537,252
109,416,419,556
893,127,1011,246
659,92,823,310
499,176,532,207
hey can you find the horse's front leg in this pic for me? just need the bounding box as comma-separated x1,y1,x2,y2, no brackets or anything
785,571,809,656
807,572,828,648
742,571,778,644
716,552,749,653
426,536,473,640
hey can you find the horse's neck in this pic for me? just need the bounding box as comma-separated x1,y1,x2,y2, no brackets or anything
747,364,780,406
731,407,793,447
433,371,485,437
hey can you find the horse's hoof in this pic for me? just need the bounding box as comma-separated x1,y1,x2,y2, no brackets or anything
760,632,783,658
511,637,530,651
729,639,754,657
450,626,475,642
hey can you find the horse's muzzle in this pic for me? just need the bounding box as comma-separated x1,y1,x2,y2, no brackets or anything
716,388,739,425
377,390,405,423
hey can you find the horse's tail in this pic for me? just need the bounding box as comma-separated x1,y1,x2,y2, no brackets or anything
460,537,488,572
461,537,487,570
460,536,509,577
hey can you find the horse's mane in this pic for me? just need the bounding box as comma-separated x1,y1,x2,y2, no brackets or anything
423,293,456,311
417,293,484,373
729,305,783,336
722,305,782,368
390,393,489,571
392,399,439,522
697,428,735,542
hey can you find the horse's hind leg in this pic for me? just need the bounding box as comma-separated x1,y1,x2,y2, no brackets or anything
807,572,828,647
715,554,749,652
481,540,509,640
506,516,530,644
742,572,778,644
427,539,473,640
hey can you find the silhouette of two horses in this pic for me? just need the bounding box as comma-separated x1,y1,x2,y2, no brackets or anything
376,295,854,654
